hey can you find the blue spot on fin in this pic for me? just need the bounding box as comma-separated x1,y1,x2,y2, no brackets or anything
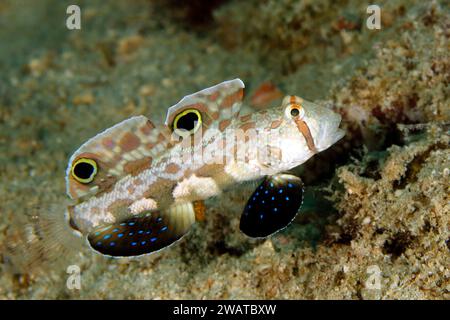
240,173,304,238
87,206,194,257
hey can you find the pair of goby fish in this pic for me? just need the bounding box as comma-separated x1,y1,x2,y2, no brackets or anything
65,79,345,257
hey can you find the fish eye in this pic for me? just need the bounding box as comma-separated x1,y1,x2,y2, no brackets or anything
284,104,305,120
173,109,202,136
71,158,98,184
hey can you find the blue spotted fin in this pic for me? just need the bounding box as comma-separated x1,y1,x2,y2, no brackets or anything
240,173,304,238
87,203,196,257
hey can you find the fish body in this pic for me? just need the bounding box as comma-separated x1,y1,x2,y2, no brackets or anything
65,79,344,256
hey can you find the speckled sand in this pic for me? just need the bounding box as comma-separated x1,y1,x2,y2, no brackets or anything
0,0,448,299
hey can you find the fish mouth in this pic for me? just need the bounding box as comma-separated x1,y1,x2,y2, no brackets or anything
315,112,345,151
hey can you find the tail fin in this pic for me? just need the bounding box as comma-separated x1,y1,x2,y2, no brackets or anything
3,202,84,275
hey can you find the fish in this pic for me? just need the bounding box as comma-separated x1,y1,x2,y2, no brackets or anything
64,79,345,257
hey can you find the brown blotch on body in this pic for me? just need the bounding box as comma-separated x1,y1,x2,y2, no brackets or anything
195,163,225,178
209,92,220,102
142,178,175,208
102,137,115,149
239,122,256,132
123,157,153,176
270,119,283,129
140,120,156,135
219,119,231,132
220,89,243,109
211,111,220,120
239,114,252,122
165,162,181,174
96,175,118,195
119,132,141,152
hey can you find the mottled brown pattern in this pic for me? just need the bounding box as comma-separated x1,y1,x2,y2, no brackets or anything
219,119,231,131
239,121,256,132
144,132,170,151
96,175,118,195
165,162,181,174
142,178,176,207
239,114,252,122
123,157,153,176
157,132,167,142
101,137,115,149
220,89,244,109
112,153,122,162
195,163,225,178
140,120,156,135
119,132,141,152
270,119,282,129
211,111,220,120
208,91,220,101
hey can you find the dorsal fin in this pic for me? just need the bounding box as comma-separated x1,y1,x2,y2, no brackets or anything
66,116,173,200
165,79,245,133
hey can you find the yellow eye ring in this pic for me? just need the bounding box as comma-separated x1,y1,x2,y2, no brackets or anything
172,109,202,136
71,158,98,184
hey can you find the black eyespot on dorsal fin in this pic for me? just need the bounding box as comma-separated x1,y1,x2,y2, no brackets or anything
240,173,304,238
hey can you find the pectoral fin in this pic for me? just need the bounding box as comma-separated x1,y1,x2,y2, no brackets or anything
87,202,196,257
240,174,304,238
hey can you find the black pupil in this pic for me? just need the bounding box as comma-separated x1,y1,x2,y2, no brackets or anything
290,108,300,117
74,162,94,180
176,112,198,131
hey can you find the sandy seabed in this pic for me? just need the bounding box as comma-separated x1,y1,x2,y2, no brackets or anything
0,0,448,299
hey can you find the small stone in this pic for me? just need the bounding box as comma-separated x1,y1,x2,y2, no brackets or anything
73,92,95,106
117,34,144,57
